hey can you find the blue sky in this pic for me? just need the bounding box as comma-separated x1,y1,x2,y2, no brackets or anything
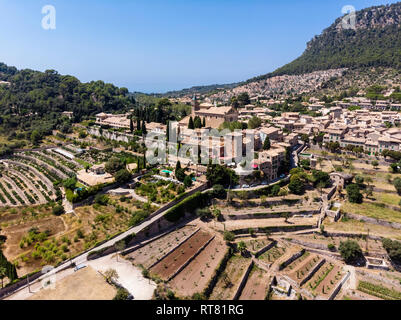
0,0,398,93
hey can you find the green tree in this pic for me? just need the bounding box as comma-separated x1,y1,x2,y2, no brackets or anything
188,116,194,130
237,241,247,255
129,117,134,133
248,116,262,129
237,92,250,106
183,175,193,188
115,169,132,184
206,164,239,187
194,116,202,129
339,240,363,264
0,266,7,288
52,205,65,216
30,130,42,145
105,157,125,174
288,176,305,195
394,177,401,195
223,231,235,242
346,184,363,203
263,137,271,150
141,121,147,135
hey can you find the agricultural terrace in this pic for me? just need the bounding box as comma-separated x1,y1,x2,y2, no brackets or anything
257,245,287,265
0,194,155,276
303,261,344,299
150,231,213,281
170,237,228,298
209,254,251,300
126,225,198,268
239,265,270,300
0,161,57,207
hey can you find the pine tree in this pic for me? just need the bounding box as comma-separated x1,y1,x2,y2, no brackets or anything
188,117,194,130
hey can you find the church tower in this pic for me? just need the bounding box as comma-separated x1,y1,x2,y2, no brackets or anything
192,94,200,117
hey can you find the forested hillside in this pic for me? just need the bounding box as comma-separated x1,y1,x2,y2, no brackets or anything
0,63,134,149
250,2,401,82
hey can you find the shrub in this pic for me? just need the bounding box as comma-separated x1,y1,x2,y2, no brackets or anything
223,231,235,242
52,205,65,216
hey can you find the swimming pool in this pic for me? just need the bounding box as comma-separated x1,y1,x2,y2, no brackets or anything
161,170,173,175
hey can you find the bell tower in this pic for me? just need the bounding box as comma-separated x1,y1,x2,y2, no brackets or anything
192,94,200,116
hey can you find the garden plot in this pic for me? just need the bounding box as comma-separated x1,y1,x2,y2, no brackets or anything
258,245,286,264
12,155,66,183
304,262,344,299
291,233,386,257
170,237,228,298
125,225,198,268
135,178,182,205
209,255,251,300
239,265,270,300
284,252,324,285
0,162,55,207
236,237,273,255
150,231,213,281
356,279,401,300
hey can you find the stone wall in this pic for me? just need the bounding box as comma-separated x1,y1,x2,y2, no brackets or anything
345,212,401,230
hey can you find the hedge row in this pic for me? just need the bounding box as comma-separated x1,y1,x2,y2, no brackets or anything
164,191,210,222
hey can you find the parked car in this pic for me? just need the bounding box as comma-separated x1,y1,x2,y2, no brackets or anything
74,264,87,272
242,184,250,189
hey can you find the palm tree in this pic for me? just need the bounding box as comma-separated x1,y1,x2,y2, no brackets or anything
237,241,247,255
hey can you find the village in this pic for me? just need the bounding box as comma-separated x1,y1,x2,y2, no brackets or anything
1,90,401,301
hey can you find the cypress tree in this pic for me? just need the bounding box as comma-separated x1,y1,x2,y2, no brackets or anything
129,117,134,133
166,121,170,142
188,117,194,130
263,137,271,150
136,117,141,131
202,117,206,127
194,116,202,129
142,120,147,135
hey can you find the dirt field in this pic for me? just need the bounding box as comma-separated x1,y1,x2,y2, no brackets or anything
304,262,343,299
28,266,117,300
126,225,198,268
220,217,318,231
170,237,228,298
209,255,251,300
150,230,213,280
239,265,270,300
